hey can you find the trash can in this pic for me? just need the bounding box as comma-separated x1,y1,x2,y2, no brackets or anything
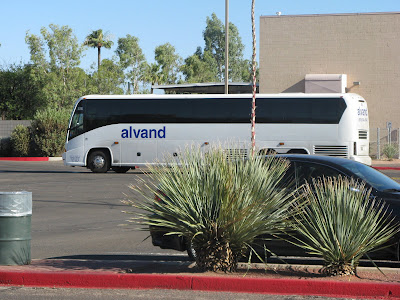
0,192,31,265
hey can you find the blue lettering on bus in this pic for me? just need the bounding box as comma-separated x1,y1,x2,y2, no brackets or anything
121,126,166,139
357,108,368,116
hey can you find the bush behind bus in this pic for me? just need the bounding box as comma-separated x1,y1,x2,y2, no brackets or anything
10,107,70,157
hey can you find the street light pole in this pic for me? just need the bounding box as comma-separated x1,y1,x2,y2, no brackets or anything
225,0,229,94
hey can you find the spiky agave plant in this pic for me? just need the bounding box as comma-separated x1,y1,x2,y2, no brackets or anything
292,176,399,276
123,146,295,272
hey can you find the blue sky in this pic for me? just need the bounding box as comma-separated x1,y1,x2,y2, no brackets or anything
0,0,398,71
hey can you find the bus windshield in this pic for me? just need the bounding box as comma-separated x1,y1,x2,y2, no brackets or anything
68,102,84,140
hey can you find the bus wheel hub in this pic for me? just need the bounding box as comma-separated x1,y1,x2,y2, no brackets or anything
93,156,105,168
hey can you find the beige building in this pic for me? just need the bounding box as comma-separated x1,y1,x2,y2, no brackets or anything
259,12,400,130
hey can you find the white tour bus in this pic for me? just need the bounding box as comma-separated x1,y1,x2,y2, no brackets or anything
62,93,371,173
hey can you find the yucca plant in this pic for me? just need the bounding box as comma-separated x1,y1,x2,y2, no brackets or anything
382,143,398,161
291,176,399,276
123,146,296,272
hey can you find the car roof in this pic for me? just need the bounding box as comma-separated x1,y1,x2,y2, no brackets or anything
272,154,362,167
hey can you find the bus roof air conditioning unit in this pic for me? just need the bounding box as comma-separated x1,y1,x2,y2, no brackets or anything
305,74,347,93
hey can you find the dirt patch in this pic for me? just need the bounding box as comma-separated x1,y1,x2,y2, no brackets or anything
372,159,400,165
179,262,400,284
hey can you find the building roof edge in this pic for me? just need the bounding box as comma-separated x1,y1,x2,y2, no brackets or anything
261,11,400,18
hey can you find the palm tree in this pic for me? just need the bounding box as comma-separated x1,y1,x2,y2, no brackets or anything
84,29,114,70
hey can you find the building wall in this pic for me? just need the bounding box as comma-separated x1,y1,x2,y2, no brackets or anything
259,12,400,129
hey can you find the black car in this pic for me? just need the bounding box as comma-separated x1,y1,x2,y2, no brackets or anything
150,155,400,260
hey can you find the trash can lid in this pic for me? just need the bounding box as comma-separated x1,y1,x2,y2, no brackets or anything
0,191,32,216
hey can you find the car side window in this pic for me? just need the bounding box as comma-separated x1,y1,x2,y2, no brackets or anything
294,161,344,186
280,161,296,189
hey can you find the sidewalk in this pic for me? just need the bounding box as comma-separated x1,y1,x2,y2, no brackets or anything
372,158,400,170
0,256,399,298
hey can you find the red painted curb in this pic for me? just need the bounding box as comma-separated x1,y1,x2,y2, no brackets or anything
0,157,49,161
373,166,400,170
0,271,399,298
0,271,192,290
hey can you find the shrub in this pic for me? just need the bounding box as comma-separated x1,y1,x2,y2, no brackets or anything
30,107,70,157
123,146,297,272
292,176,399,276
0,137,12,156
382,143,398,161
10,125,31,156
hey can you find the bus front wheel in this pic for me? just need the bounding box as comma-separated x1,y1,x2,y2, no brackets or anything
88,150,110,173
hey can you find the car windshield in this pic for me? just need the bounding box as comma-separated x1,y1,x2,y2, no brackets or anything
340,160,400,192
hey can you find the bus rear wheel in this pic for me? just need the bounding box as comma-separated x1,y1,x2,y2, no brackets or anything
112,167,130,173
88,150,110,173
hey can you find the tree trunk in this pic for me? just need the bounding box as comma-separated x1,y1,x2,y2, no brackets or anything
194,239,238,272
97,46,101,70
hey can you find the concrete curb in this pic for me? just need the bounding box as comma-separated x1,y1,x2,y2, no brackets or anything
0,270,399,298
0,157,62,161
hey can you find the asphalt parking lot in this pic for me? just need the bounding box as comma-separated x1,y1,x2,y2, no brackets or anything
0,160,399,260
0,160,178,259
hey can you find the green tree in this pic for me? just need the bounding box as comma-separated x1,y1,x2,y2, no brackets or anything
0,63,44,120
203,13,245,82
142,62,164,94
116,34,147,94
84,29,114,70
181,47,218,83
89,59,124,94
25,24,86,109
182,13,253,83
154,43,181,84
